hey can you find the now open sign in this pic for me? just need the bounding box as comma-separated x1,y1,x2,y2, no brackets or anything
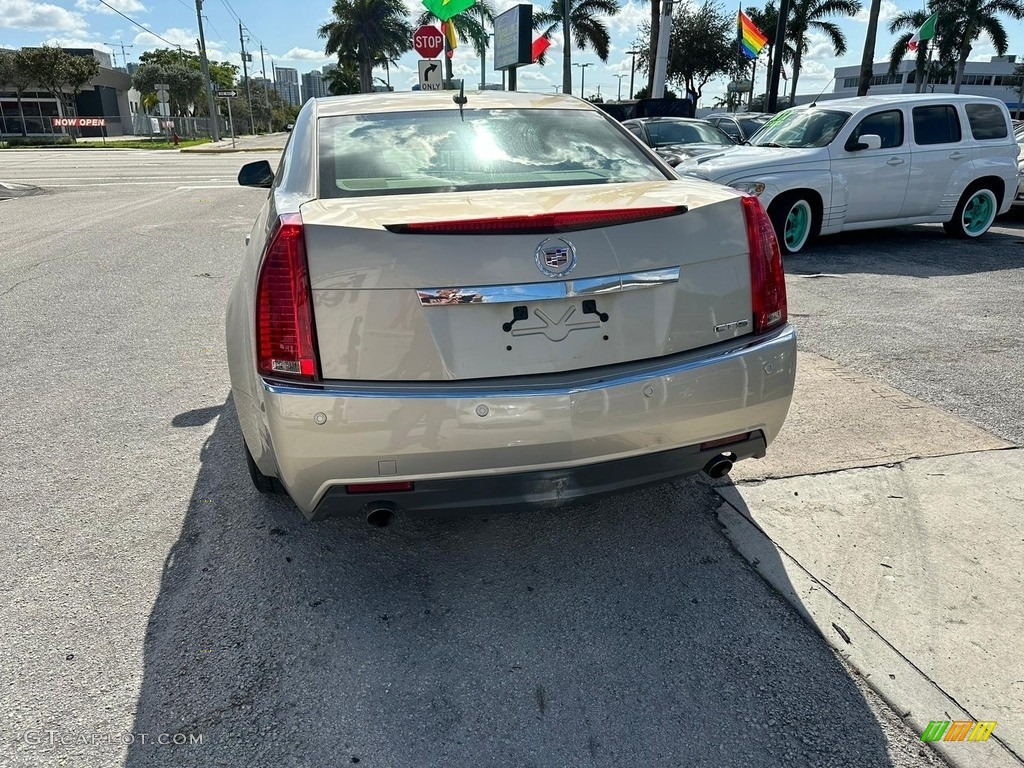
52,117,106,127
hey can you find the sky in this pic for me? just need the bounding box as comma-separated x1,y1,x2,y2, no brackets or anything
2,0,1022,105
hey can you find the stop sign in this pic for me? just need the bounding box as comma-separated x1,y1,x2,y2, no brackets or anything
413,25,444,58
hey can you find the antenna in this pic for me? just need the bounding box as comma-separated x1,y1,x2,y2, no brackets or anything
452,79,467,120
809,75,836,107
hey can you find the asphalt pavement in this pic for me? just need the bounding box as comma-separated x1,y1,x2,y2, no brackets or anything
3,147,1019,767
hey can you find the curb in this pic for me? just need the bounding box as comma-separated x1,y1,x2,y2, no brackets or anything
715,493,1023,768
180,146,284,154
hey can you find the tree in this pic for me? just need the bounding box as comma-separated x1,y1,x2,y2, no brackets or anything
930,0,1024,93
0,50,32,137
324,61,361,95
637,1,735,106
19,47,71,114
318,0,411,93
418,1,496,85
133,63,204,116
137,48,237,115
746,3,795,106
535,0,620,97
784,0,861,103
886,9,933,92
65,56,100,116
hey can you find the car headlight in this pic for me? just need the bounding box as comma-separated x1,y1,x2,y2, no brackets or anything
729,181,767,196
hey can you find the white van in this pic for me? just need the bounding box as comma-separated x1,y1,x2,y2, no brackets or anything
678,94,1020,253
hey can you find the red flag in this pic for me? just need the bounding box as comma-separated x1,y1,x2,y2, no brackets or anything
532,36,550,63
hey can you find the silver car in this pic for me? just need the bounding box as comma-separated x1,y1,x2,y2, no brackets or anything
226,91,796,524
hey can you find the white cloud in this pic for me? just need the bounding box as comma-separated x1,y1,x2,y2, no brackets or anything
284,47,329,60
41,36,111,51
854,0,898,24
132,26,197,51
603,1,648,39
76,0,147,14
1,0,87,32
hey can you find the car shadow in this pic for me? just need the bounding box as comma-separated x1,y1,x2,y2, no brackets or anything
789,216,1023,278
126,396,903,767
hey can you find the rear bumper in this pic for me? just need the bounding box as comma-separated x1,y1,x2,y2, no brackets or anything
315,432,767,518
256,325,797,518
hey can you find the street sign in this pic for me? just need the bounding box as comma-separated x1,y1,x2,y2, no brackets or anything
418,59,443,91
154,83,170,90
217,89,237,98
413,25,444,59
156,88,169,102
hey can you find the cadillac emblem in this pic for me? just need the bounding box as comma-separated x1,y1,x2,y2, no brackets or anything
535,238,578,278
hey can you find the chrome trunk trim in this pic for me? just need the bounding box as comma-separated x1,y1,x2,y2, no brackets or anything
415,266,680,306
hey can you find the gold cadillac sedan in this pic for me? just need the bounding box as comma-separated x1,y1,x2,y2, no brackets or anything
226,90,796,525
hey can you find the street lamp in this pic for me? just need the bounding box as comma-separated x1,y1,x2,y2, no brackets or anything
573,62,591,99
626,49,641,99
613,74,627,101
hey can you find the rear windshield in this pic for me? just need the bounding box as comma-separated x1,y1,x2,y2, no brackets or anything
317,108,667,198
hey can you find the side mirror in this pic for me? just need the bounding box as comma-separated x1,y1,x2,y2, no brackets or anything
846,133,882,152
238,160,274,188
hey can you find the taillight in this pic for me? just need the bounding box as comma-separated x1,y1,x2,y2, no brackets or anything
255,213,319,380
741,196,787,334
384,206,688,235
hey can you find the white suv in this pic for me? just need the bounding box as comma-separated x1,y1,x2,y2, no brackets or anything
679,94,1019,253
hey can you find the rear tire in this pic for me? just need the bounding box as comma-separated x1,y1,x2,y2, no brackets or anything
768,193,818,255
245,441,280,494
943,186,998,239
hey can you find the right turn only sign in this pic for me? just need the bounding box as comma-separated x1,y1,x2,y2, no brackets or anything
418,60,442,91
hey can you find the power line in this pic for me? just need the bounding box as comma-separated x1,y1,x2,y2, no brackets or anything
94,0,183,51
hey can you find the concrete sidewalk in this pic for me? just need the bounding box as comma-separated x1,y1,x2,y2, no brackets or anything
715,352,1023,768
179,132,288,153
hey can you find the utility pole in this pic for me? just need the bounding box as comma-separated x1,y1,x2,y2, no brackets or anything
614,73,627,100
194,0,220,141
626,49,641,99
239,22,255,135
573,62,591,99
260,44,272,132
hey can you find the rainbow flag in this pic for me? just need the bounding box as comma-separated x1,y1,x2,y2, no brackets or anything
738,10,768,59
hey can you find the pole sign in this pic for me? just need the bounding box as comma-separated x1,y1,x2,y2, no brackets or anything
52,117,106,127
217,89,238,98
413,25,444,59
493,5,533,71
418,60,443,91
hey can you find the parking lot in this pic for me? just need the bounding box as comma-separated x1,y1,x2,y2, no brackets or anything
1,148,1022,767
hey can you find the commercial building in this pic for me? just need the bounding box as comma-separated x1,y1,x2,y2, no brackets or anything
828,56,1022,111
0,47,133,137
301,70,327,102
274,67,300,106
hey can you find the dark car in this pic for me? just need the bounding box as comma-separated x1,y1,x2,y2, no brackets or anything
705,112,772,143
621,117,735,166
596,98,696,122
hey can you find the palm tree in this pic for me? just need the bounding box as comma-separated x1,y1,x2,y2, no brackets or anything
886,9,932,92
417,1,496,85
318,0,411,93
535,0,620,96
785,0,861,103
746,3,795,104
931,0,1024,93
324,60,361,95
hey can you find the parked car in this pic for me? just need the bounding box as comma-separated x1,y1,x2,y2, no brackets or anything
226,91,796,523
705,112,773,143
1015,123,1024,208
622,117,736,166
678,94,1020,254
595,98,696,122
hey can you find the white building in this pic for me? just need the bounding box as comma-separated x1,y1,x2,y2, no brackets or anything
828,56,1022,111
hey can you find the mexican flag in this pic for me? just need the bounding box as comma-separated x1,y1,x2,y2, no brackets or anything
908,12,938,52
